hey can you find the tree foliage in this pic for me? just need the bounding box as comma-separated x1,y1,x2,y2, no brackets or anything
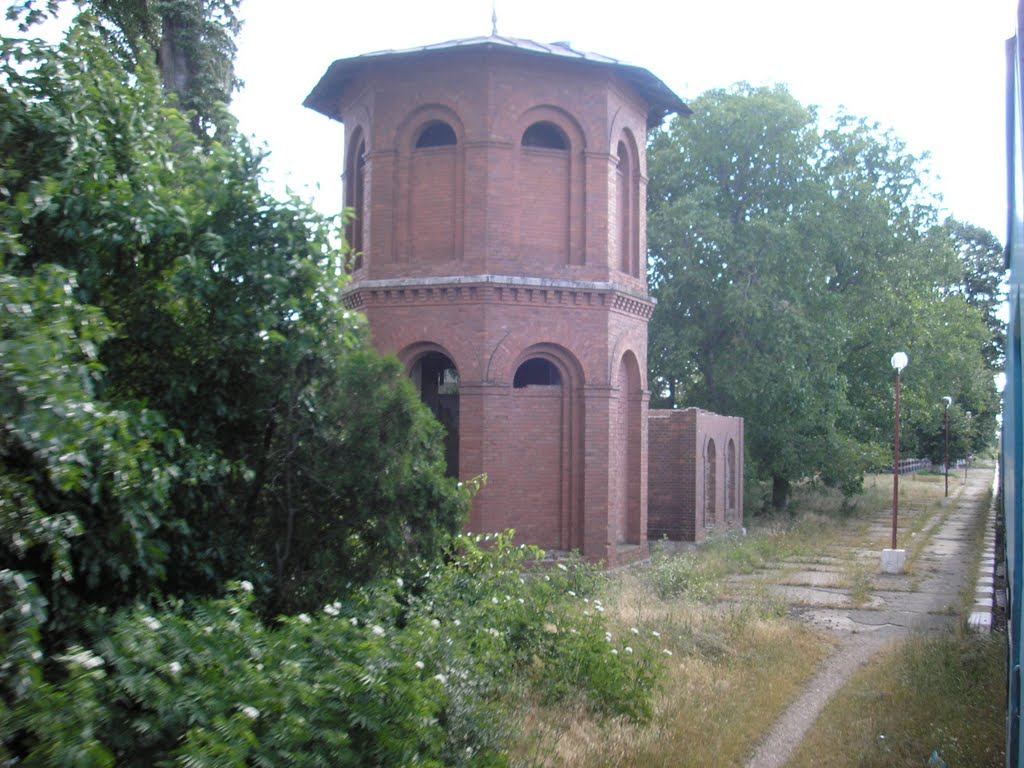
648,84,1001,509
6,0,242,131
1,14,470,675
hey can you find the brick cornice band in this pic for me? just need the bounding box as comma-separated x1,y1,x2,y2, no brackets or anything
342,274,656,319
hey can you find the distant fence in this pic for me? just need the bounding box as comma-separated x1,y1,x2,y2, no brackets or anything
893,458,931,475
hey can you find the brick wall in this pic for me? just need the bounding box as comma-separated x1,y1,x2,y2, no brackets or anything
648,408,744,542
327,43,666,566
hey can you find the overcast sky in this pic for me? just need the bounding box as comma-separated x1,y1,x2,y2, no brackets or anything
231,0,1015,240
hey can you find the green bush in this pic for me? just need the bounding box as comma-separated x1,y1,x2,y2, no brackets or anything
4,535,660,763
646,548,717,602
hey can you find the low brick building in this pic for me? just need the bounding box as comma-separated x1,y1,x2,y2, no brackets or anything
306,33,738,561
648,408,744,542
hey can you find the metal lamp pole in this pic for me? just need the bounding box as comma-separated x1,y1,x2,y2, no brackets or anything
965,411,972,482
942,396,952,497
891,352,908,550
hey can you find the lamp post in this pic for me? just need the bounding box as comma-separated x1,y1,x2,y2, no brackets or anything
965,411,972,482
890,352,908,551
942,396,952,497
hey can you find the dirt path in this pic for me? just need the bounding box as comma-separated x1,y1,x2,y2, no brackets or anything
742,467,994,768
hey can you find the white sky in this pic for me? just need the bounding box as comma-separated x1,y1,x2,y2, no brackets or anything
231,0,1016,241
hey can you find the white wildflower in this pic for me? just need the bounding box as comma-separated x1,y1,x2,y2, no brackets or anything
415,661,425,670
663,649,673,656
491,596,499,605
396,577,404,588
323,604,340,617
611,649,619,655
487,627,500,637
652,630,661,638
297,613,311,625
453,619,461,627
625,647,633,654
434,673,448,685
168,661,182,676
557,563,568,571
567,590,576,597
240,705,260,720
431,618,441,629
371,625,385,637
239,580,253,593
630,627,639,635
349,617,359,626
143,616,162,632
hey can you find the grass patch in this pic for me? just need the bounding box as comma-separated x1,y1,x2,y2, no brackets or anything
511,572,831,767
786,633,1006,768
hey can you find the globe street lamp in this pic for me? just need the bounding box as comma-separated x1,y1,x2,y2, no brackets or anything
890,352,908,554
942,396,953,498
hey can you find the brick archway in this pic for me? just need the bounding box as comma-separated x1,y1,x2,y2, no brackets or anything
492,344,585,551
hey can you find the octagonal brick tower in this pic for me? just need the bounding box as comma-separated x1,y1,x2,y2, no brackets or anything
305,35,688,566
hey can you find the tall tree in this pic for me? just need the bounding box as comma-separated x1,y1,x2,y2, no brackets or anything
1,17,468,651
942,218,1006,369
648,84,999,510
6,0,241,130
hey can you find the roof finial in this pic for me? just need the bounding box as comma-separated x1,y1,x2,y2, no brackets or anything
491,0,498,36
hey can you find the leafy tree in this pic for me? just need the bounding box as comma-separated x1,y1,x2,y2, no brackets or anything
648,84,999,510
1,15,468,659
942,218,1006,369
6,0,242,131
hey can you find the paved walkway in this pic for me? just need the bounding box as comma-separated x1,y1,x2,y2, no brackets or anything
743,466,995,768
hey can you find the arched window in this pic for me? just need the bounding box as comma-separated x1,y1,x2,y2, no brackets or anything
410,351,459,477
344,133,367,269
727,439,737,523
705,439,717,528
415,121,457,148
522,121,568,150
616,141,631,274
513,358,561,388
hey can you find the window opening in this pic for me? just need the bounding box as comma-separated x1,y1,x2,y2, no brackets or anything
522,121,568,150
415,121,457,148
411,352,459,476
513,358,562,387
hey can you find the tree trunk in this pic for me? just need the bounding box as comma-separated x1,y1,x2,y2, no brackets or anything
771,475,790,511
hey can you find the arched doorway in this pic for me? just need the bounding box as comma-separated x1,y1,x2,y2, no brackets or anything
727,439,737,524
409,351,459,477
497,347,584,551
705,439,717,528
616,352,643,545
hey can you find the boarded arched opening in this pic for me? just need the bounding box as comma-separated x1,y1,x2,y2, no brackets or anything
727,439,737,524
411,119,458,263
615,351,643,545
495,348,584,551
519,118,572,265
705,438,717,528
409,351,459,477
344,129,367,269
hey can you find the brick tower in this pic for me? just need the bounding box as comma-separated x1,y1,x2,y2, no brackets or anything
305,35,687,566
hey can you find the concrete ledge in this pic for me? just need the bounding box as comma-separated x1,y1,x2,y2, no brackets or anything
969,611,993,630
881,549,907,574
969,471,1000,634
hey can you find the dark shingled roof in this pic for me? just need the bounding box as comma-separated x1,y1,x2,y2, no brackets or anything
303,34,690,128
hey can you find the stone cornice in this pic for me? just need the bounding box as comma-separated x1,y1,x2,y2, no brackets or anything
341,274,655,319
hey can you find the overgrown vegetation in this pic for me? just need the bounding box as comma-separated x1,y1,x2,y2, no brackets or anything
6,535,662,765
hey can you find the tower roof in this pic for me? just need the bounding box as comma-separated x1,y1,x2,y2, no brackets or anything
303,34,690,128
